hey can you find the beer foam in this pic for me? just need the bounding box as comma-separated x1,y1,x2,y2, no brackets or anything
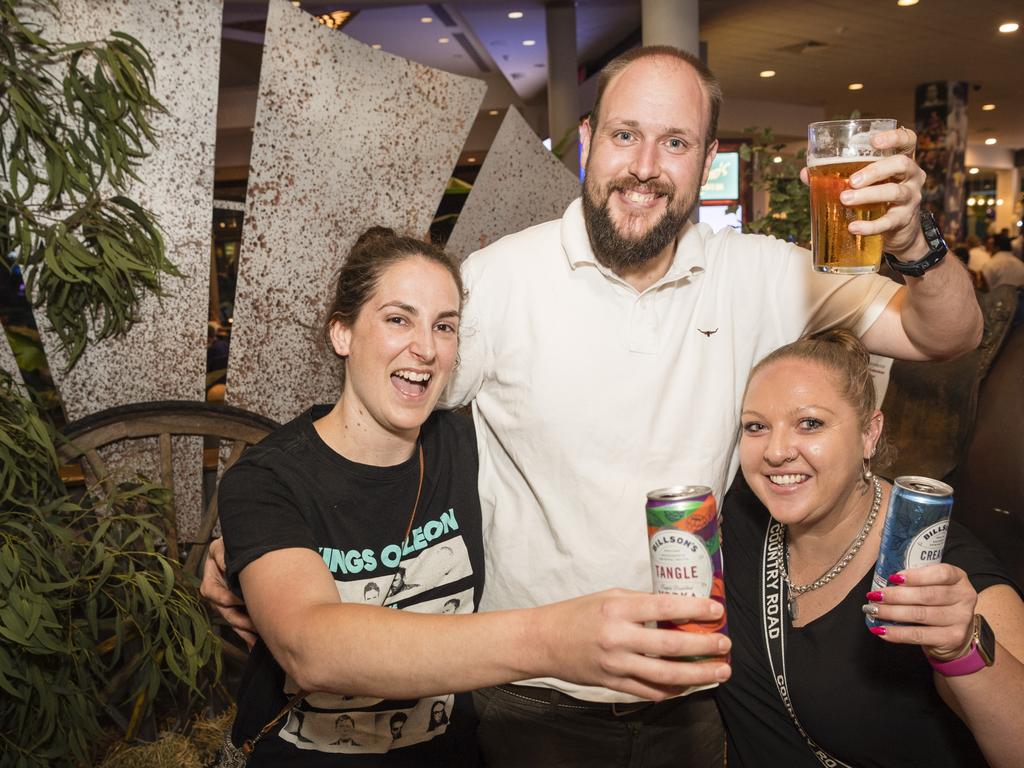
807,154,883,168
848,130,875,151
809,120,895,166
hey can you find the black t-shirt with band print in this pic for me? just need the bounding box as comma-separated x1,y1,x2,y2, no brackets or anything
220,407,484,767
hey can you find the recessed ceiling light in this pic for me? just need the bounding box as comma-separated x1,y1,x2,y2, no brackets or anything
420,16,433,23
998,22,1019,33
987,198,996,206
896,0,918,6
985,137,997,145
997,198,1004,206
488,109,499,116
967,197,977,205
316,10,352,29
508,11,524,19
982,103,996,111
969,167,980,174
467,157,477,163
522,39,536,46
759,70,776,78
371,43,382,49
772,155,783,163
848,82,864,90
438,37,449,44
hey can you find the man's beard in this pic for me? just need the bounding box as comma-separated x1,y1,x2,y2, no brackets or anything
582,174,696,274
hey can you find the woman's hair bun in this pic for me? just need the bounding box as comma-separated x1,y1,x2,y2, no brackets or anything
353,226,397,252
809,327,866,357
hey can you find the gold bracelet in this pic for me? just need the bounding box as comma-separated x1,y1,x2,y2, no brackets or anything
925,615,978,662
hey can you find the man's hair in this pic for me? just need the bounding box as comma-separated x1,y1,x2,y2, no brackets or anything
590,45,722,149
390,712,408,726
994,233,1013,252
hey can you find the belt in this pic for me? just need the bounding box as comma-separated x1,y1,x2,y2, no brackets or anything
496,684,677,717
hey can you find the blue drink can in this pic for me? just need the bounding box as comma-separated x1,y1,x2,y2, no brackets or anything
867,476,954,628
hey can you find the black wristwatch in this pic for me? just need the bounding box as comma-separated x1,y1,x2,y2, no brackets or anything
884,210,948,278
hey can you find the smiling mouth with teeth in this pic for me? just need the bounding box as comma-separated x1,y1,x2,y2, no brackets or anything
769,474,809,486
391,369,431,397
622,189,661,204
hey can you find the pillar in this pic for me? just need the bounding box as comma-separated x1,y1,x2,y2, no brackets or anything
994,168,1020,236
914,81,968,241
641,0,699,54
545,2,579,176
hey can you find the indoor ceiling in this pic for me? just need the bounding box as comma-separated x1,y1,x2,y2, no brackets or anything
219,0,1024,161
699,0,1024,150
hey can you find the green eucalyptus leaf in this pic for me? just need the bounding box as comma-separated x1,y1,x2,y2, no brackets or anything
0,8,221,759
3,8,177,371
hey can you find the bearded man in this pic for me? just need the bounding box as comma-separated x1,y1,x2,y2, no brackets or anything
440,45,979,767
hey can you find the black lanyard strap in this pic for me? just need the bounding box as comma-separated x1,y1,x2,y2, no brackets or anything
761,519,854,768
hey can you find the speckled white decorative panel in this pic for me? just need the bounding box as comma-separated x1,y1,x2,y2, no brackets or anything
446,107,581,262
0,334,25,394
32,0,223,540
227,0,486,423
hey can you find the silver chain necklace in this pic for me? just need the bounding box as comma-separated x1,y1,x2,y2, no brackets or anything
780,476,882,621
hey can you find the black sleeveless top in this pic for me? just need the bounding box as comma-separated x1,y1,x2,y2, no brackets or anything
716,474,1018,768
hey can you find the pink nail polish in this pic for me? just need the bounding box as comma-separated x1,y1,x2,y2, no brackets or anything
869,626,886,636
888,573,906,585
866,591,884,602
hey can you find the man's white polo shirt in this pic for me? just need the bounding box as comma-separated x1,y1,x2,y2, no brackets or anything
444,199,898,702
981,251,1024,290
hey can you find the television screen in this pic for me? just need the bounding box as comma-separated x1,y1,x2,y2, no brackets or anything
700,152,740,201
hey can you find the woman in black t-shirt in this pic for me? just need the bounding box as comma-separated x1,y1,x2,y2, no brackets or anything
716,329,1024,768
213,228,731,767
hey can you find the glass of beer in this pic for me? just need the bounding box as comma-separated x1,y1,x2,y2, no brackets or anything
807,118,897,274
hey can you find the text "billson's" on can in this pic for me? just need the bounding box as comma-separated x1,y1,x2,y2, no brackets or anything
646,486,727,656
866,475,954,628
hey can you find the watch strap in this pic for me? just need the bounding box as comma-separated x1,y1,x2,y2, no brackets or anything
928,646,987,676
884,210,948,277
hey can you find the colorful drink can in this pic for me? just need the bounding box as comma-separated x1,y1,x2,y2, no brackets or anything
645,486,727,651
866,475,954,628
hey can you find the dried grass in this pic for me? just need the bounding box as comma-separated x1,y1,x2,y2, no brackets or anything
97,706,235,768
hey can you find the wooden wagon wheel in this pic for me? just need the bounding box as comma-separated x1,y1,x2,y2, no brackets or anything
56,399,280,720
59,400,279,664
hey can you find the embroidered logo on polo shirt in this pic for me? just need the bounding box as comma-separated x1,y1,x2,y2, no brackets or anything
698,328,719,338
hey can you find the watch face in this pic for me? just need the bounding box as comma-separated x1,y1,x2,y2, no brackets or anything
921,211,946,251
977,614,996,666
